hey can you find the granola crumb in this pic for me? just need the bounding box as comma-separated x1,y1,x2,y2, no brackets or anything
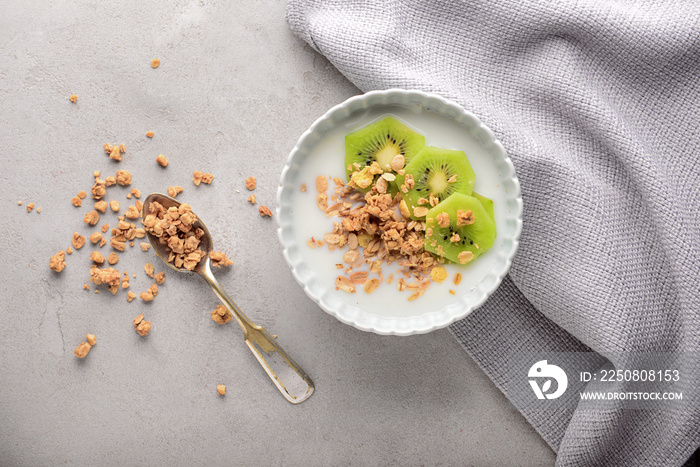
453,273,463,285
151,58,160,69
83,210,100,226
109,200,120,212
36,207,41,213
49,251,66,272
103,143,125,162
72,232,86,250
66,247,73,254
86,334,97,346
245,176,256,190
192,171,213,186
69,94,77,103
131,189,141,199
90,251,106,264
94,200,107,213
107,252,119,265
457,251,474,264
210,251,233,268
449,289,456,295
167,186,183,197
430,266,448,283
211,304,233,324
17,201,22,205
83,284,90,290
156,154,169,167
217,384,226,396
300,183,307,192
140,243,151,251
146,131,154,138
456,209,474,226
26,202,35,213
258,205,272,217
247,194,256,204
77,191,87,199
144,263,155,278
74,341,91,358
72,196,82,207
89,267,121,294
139,290,154,302
127,291,137,302
116,170,131,186
101,223,109,233
154,272,165,285
134,314,151,335
316,175,328,193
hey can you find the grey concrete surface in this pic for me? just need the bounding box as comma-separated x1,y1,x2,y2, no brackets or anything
0,1,555,466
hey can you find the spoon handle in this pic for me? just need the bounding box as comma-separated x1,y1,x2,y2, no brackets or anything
199,261,315,404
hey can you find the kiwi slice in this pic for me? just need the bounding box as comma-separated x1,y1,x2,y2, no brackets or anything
345,116,425,189
396,146,475,220
472,191,495,221
424,193,496,264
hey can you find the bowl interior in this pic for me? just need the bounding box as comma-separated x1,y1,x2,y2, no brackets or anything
277,90,521,335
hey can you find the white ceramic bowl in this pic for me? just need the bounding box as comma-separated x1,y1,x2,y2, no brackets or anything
276,89,522,336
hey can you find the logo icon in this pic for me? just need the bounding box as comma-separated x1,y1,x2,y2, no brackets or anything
528,360,568,400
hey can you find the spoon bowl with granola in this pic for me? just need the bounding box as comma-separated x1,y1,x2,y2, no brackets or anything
142,192,314,404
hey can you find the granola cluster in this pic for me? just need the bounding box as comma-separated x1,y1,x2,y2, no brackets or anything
142,201,207,270
312,159,446,300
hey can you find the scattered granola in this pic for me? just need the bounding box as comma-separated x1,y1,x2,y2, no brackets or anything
151,58,160,69
210,251,233,268
217,384,226,396
144,263,154,278
167,186,183,197
86,333,97,346
103,143,125,162
453,273,463,285
66,247,73,254
109,200,120,212
300,183,307,192
49,251,66,272
26,202,35,213
211,305,233,324
94,200,107,213
83,210,100,225
127,291,137,302
139,283,158,302
69,94,77,103
156,154,169,167
72,233,86,249
154,272,165,285
74,341,92,358
107,252,119,265
134,314,151,335
89,267,121,294
72,196,82,207
90,251,106,264
140,243,151,251
192,171,213,186
245,176,256,190
146,131,154,138
259,205,272,217
17,201,22,205
115,170,131,186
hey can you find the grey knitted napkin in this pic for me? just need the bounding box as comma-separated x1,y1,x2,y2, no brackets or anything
286,1,700,466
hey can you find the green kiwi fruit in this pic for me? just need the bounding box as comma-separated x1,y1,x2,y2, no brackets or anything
345,116,425,189
471,192,495,221
424,193,496,264
396,146,475,219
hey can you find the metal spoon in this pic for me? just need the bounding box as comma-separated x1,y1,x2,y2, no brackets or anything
142,193,314,404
